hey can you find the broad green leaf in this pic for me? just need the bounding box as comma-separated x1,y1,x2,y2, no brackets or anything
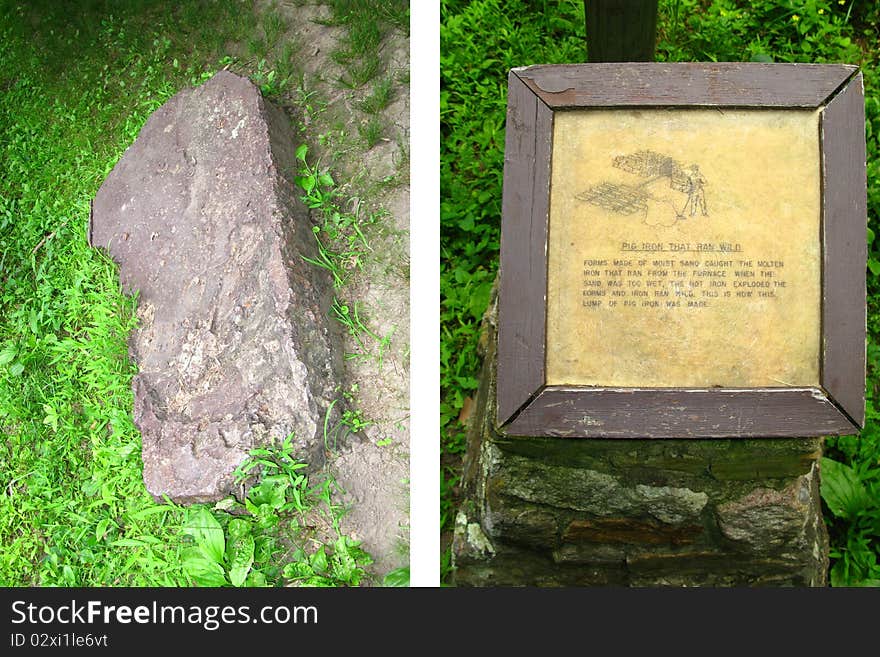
248,475,288,510
820,457,870,519
246,570,268,587
226,517,251,540
295,175,315,193
295,144,308,161
0,344,16,366
182,549,227,587
253,506,280,530
829,540,880,587
42,404,58,431
300,576,334,587
183,507,225,564
81,479,100,497
467,279,492,320
310,546,328,573
95,517,113,540
282,561,313,580
227,535,255,587
212,497,237,512
383,567,410,587
332,535,357,581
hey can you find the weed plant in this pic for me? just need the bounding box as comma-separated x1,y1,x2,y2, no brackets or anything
324,0,408,87
263,6,288,47
358,77,395,114
440,0,880,585
319,0,408,185
359,117,385,148
294,145,393,365
181,437,371,587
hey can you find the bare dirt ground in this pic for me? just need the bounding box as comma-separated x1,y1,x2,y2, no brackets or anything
255,1,410,582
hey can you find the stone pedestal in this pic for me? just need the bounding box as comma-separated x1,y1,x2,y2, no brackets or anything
452,301,829,587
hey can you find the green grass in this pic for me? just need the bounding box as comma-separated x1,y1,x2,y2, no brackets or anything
325,0,410,34
293,144,393,364
317,0,408,171
440,0,880,585
358,77,395,114
359,116,385,148
0,0,392,587
248,35,268,59
324,0,409,88
263,5,288,47
0,0,242,586
274,40,301,94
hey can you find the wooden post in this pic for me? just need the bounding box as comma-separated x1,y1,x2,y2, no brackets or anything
584,0,659,62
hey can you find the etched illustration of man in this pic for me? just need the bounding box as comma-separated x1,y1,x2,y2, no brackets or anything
579,152,709,225
684,164,708,217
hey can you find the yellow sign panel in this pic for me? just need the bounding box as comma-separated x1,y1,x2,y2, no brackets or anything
545,109,821,388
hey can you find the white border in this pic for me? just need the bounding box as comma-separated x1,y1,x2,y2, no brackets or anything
409,0,440,586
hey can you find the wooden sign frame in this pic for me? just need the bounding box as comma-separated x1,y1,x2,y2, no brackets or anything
497,63,866,438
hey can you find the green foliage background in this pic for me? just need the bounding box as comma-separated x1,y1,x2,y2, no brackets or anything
0,0,222,586
441,0,880,586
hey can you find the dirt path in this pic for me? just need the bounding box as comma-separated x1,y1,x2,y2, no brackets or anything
254,0,410,582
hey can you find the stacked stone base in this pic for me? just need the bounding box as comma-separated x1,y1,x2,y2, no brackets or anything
452,317,829,587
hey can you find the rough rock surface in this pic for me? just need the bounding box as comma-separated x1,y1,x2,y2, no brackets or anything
91,71,340,503
452,289,829,587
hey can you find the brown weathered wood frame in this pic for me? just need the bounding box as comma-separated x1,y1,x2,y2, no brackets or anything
497,63,866,438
